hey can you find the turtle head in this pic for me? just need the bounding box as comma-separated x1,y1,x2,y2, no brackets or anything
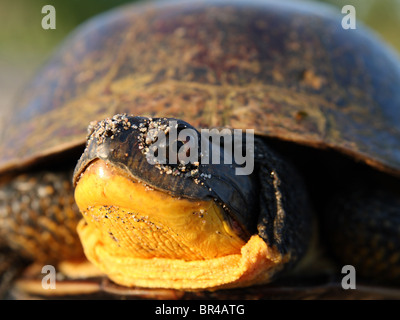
72,114,296,289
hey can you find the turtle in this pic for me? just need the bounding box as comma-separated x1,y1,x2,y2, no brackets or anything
1,0,400,299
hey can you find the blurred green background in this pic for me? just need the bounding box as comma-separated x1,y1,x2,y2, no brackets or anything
0,0,399,115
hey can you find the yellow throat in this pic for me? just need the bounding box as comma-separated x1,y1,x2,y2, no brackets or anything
74,160,284,289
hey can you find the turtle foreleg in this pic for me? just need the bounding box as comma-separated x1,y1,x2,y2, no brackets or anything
0,170,84,264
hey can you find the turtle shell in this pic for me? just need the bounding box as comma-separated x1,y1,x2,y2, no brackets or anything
1,0,400,176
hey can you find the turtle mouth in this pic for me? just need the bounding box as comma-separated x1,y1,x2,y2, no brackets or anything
74,159,246,261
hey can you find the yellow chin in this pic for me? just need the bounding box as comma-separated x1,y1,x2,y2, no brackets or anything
74,160,286,290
